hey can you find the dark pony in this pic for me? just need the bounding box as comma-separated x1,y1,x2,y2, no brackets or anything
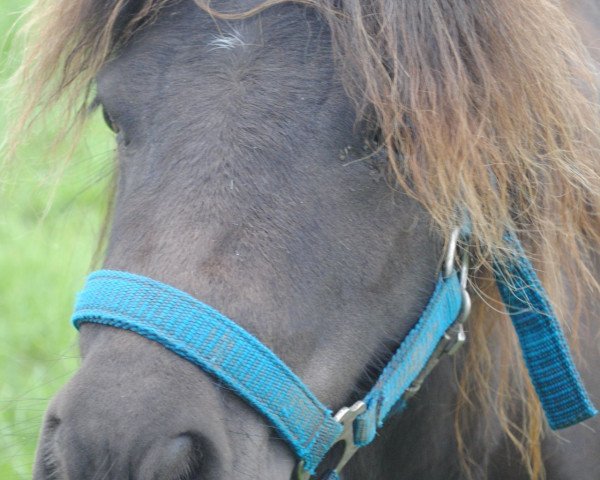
9,0,600,477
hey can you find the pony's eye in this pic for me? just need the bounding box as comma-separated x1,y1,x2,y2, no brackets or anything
102,107,120,134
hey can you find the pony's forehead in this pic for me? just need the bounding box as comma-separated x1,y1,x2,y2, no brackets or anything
208,31,248,51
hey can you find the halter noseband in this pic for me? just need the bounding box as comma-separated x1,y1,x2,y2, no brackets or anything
71,229,596,479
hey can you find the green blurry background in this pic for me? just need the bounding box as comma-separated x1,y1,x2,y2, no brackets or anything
1,1,114,477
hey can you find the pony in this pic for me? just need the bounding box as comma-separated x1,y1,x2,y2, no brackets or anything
9,0,600,478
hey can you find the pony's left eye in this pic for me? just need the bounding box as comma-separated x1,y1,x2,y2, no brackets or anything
102,107,120,134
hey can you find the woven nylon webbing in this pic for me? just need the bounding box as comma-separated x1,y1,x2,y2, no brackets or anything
493,232,597,429
354,274,462,445
72,270,343,473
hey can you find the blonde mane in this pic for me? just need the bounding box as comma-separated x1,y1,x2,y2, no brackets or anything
9,0,600,478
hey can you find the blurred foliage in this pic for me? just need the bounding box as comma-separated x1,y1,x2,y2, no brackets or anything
1,1,114,477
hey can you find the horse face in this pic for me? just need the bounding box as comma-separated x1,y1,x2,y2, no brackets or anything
35,1,442,478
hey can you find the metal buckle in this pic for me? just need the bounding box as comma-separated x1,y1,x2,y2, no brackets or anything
294,401,367,480
444,228,462,279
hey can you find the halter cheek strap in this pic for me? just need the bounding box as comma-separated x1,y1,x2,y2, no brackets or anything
70,232,596,478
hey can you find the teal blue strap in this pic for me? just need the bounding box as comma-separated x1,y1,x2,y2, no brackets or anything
493,232,597,429
354,274,463,445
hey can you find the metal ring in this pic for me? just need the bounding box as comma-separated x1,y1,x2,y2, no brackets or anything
444,228,471,324
444,228,461,279
459,249,469,290
457,288,472,324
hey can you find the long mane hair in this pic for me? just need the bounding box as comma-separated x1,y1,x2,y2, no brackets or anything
9,0,600,478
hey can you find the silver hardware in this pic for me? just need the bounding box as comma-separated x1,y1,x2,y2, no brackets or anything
445,227,471,325
405,227,471,398
444,323,467,356
444,228,461,279
403,340,446,399
458,287,472,324
403,321,467,401
456,247,471,325
294,401,367,480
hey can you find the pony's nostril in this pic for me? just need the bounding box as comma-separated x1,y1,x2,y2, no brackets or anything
169,433,203,466
36,414,62,480
139,432,206,480
45,413,61,432
171,434,205,480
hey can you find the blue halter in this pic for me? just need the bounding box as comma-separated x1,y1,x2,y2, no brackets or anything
71,230,596,478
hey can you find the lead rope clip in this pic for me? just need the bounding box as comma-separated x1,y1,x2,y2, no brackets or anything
294,401,367,480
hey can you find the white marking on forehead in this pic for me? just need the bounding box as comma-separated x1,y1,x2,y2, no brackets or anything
208,31,247,51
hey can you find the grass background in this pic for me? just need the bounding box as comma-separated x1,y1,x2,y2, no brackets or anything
1,1,114,477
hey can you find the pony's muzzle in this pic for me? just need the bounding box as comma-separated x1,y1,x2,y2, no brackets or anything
33,325,296,480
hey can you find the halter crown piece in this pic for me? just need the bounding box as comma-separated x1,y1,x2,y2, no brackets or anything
71,229,596,479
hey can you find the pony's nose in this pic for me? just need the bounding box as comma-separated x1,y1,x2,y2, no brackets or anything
38,415,209,480
34,326,296,480
34,327,230,480
136,433,205,479
37,390,216,478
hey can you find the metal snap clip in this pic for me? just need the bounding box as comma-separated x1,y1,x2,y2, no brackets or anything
294,401,367,480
